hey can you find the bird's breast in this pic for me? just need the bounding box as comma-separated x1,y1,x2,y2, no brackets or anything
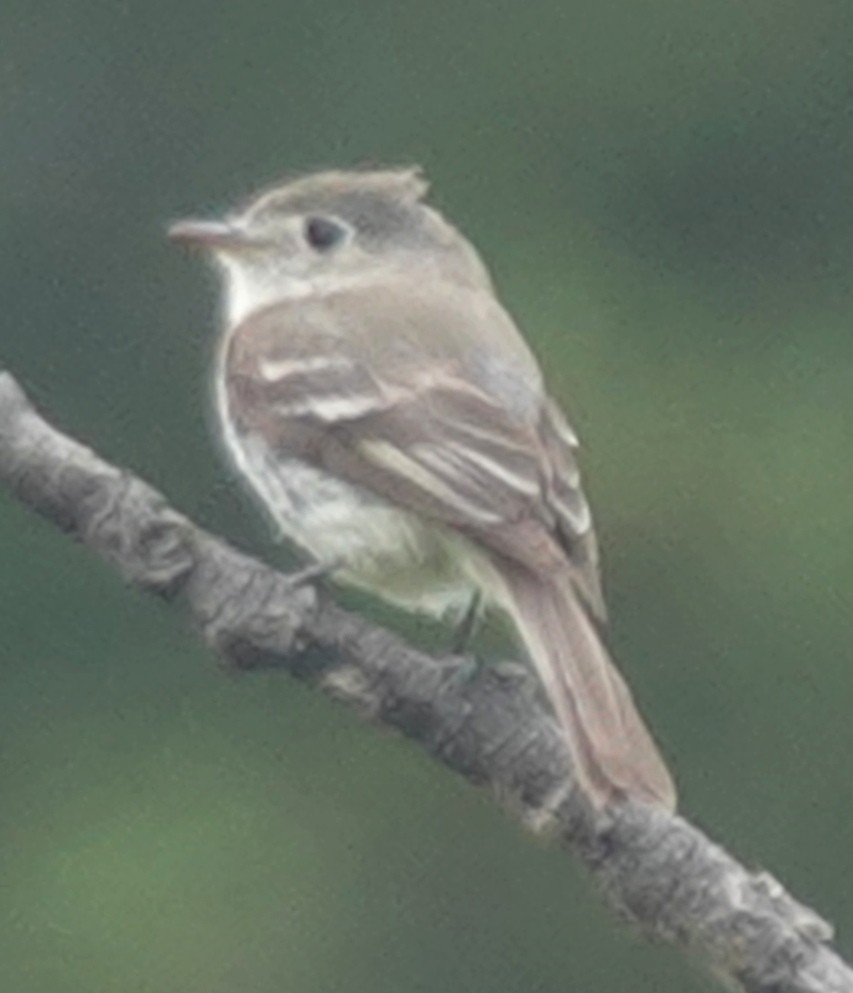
217,413,477,621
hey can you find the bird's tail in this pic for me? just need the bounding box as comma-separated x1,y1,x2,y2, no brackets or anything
497,565,676,811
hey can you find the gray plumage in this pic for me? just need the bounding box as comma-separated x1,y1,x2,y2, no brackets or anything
170,167,676,811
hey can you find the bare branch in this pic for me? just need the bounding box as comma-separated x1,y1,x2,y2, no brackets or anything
0,369,848,993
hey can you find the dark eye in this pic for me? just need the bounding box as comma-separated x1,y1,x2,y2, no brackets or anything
304,216,346,251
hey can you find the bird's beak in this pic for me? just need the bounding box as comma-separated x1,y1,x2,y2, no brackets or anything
167,218,258,252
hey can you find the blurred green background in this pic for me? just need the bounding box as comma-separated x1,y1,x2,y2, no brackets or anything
2,1,852,990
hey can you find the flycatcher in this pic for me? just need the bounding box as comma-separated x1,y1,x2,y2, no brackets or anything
169,167,676,811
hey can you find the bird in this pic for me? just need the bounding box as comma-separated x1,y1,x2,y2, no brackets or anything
169,166,676,812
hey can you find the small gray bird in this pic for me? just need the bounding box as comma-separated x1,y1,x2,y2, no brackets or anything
169,167,676,811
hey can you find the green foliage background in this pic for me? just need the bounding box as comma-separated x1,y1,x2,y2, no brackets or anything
2,2,852,991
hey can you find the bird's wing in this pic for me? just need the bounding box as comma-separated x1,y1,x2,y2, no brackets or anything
224,287,603,615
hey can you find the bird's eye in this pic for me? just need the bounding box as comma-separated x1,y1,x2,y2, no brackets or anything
304,216,347,251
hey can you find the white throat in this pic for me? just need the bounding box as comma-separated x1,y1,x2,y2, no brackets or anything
221,258,317,325
220,257,399,326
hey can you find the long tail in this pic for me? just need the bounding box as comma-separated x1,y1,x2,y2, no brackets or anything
497,565,676,811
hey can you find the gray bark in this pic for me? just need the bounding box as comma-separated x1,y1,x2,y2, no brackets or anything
0,369,848,993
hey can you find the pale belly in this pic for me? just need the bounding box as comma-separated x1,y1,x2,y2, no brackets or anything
222,427,480,621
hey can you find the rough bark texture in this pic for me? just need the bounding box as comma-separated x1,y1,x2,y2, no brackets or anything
0,369,849,993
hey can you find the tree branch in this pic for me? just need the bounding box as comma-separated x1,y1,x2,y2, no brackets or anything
0,369,848,993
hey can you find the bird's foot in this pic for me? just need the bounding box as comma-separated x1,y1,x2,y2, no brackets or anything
287,557,342,590
450,591,483,655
